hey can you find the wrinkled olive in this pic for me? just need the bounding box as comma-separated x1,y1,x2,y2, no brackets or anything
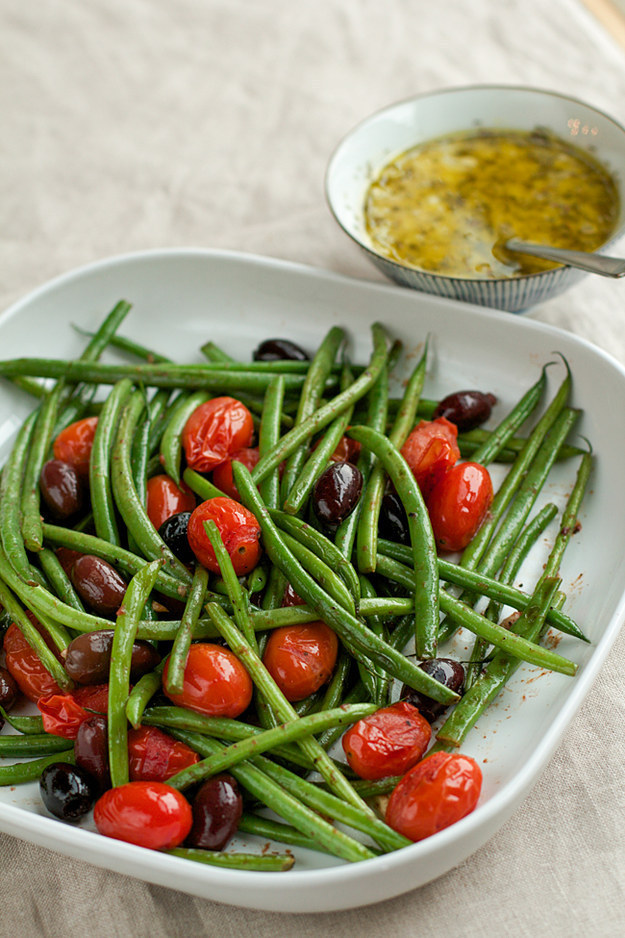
378,489,410,545
64,630,161,685
401,657,465,723
39,459,83,520
186,774,243,850
433,390,497,432
312,461,363,526
252,339,309,362
158,511,195,566
39,762,99,821
70,555,128,616
74,715,111,792
0,666,19,711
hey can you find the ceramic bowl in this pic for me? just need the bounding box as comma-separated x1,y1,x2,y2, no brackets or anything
325,85,625,312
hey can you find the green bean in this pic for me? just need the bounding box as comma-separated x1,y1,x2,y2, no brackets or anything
200,340,234,363
160,390,211,485
359,573,389,706
0,410,37,577
164,565,209,696
0,750,75,786
238,813,332,854
232,462,458,703
89,379,134,545
37,547,85,612
279,529,355,614
6,375,47,398
258,375,285,510
0,708,45,734
108,560,162,787
247,564,267,596
543,451,592,579
317,682,368,750
166,848,295,872
126,661,165,729
146,389,177,455
348,425,439,658
459,430,584,463
203,521,257,650
21,381,65,551
0,734,71,757
73,326,171,364
182,468,226,501
253,324,390,486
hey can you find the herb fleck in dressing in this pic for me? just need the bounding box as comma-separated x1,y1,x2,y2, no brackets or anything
364,129,619,278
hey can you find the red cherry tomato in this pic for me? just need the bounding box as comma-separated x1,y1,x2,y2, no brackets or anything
331,435,361,463
341,701,432,780
94,781,192,849
212,447,260,501
187,497,262,576
262,622,338,702
3,623,63,702
426,461,494,552
163,643,253,718
401,418,460,497
127,726,199,782
52,416,98,478
146,474,196,530
385,751,482,842
71,682,110,713
182,397,254,473
38,683,110,739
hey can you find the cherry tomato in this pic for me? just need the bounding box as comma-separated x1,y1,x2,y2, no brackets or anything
187,497,262,576
52,416,98,478
312,434,361,464
400,418,460,498
182,397,254,473
38,683,109,739
385,751,482,842
426,461,493,552
94,781,192,850
163,643,253,718
3,623,62,702
146,474,196,530
70,682,110,714
212,447,260,501
262,622,338,702
341,701,432,780
127,726,199,782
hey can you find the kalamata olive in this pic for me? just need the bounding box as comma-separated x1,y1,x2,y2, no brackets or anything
74,715,111,792
64,630,161,685
281,583,305,607
252,339,309,362
39,761,99,820
39,459,83,520
70,555,128,616
433,390,497,432
158,511,195,565
312,461,363,527
186,774,243,850
0,666,19,711
401,657,465,723
378,489,410,545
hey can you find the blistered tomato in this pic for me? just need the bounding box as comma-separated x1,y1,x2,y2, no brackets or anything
426,461,493,551
146,474,196,530
163,643,253,718
385,751,482,841
94,781,192,849
3,623,62,702
182,397,254,473
38,684,109,739
127,726,199,782
53,417,98,478
342,701,432,780
400,418,460,497
262,622,338,701
186,497,262,575
212,447,260,501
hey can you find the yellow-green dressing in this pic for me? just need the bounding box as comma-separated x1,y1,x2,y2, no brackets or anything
364,129,619,278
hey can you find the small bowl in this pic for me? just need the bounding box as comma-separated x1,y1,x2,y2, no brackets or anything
325,85,625,312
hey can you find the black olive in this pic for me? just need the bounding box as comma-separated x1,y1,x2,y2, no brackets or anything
64,630,161,685
0,666,18,711
401,658,465,723
312,461,363,527
158,511,195,565
378,489,410,544
70,555,128,616
433,390,497,432
186,775,243,850
39,459,83,520
252,339,309,362
74,715,111,792
39,762,99,821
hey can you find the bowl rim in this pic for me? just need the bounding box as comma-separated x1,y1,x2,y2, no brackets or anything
325,82,625,285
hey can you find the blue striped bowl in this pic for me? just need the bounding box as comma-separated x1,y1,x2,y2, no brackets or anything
325,86,625,313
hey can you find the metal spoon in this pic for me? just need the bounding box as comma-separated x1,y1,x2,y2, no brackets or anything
505,238,625,278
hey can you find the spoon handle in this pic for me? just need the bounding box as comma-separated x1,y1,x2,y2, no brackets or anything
506,238,625,278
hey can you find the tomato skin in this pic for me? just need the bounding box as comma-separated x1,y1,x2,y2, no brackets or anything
163,643,253,718
53,417,98,478
331,435,361,464
94,781,192,850
342,701,432,780
385,752,482,842
182,398,254,473
38,683,109,739
262,623,338,702
401,418,460,498
426,461,494,552
212,447,260,501
3,623,63,702
127,726,199,782
146,475,196,530
187,497,262,576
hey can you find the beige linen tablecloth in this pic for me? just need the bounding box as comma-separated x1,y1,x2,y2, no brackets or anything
2,0,625,934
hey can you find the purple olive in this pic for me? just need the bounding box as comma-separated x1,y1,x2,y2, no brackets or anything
74,715,111,792
0,666,19,711
401,658,465,723
64,630,161,685
253,339,309,362
378,489,410,544
70,555,128,616
40,459,83,519
39,762,99,821
433,390,497,432
186,774,243,850
312,461,363,526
